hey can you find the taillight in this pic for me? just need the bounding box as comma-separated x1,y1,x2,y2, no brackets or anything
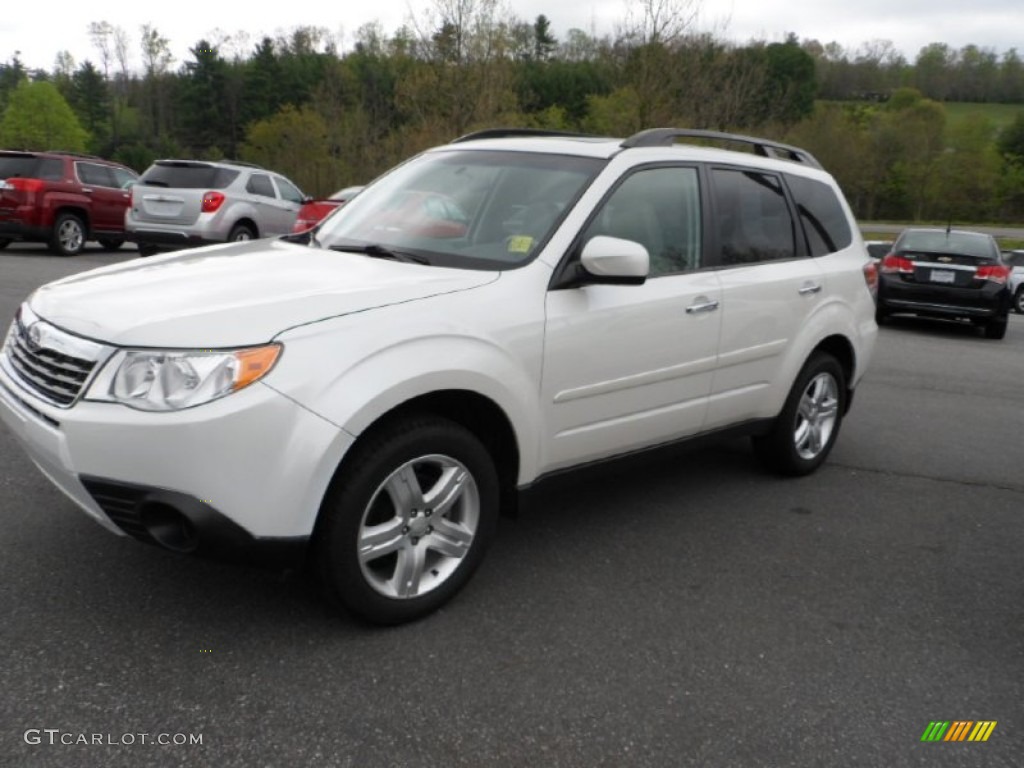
201,191,225,213
6,178,45,193
863,261,878,298
880,254,913,274
976,264,1010,284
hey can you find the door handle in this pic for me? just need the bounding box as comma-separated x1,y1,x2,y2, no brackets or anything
81,188,93,194
798,282,822,295
686,298,720,314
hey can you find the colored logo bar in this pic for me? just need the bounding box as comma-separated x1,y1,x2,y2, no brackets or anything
921,721,997,742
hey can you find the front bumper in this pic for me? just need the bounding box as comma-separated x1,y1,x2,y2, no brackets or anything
0,359,353,567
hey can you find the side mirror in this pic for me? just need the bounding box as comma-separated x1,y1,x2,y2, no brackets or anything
558,235,648,287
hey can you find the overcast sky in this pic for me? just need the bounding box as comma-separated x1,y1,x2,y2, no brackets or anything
2,0,1022,72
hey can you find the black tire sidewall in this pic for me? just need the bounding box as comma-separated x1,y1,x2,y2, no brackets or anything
1014,288,1024,315
316,417,500,625
756,353,846,476
229,224,255,242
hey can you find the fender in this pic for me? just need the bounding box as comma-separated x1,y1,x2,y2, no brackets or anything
267,301,546,485
762,289,874,419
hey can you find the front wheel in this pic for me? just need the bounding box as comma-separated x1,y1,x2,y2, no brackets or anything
315,415,499,625
753,352,846,476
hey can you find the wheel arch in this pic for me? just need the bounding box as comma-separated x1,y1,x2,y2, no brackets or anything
319,389,522,528
229,217,259,239
54,205,91,234
812,334,856,413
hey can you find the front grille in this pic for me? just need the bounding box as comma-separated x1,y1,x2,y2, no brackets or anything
2,315,99,406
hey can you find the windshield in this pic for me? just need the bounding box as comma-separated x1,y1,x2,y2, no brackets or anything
314,149,605,269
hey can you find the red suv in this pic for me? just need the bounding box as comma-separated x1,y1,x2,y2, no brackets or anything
0,150,138,256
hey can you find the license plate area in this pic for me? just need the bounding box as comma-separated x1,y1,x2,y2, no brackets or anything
930,269,956,284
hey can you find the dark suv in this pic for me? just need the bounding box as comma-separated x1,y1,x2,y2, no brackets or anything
0,150,138,256
876,228,1011,339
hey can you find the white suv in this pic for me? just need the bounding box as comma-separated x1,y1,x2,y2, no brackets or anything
0,129,878,624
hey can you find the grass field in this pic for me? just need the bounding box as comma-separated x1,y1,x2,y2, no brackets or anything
944,102,1024,132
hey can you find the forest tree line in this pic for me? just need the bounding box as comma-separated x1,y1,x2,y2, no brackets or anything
1,0,1024,223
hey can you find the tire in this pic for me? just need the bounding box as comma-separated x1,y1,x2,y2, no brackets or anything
984,315,1008,340
49,213,86,256
753,352,847,477
315,415,499,625
228,223,256,242
98,239,123,251
0,238,11,250
875,304,889,326
1013,288,1024,315
137,245,160,257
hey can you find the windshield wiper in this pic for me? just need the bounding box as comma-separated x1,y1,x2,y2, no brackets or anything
328,243,430,265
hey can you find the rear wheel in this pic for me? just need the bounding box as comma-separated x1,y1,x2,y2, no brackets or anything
874,304,889,326
137,245,160,257
315,415,499,625
984,315,1008,340
0,238,11,250
753,352,846,476
49,213,86,256
98,238,123,251
228,223,255,242
1014,288,1024,315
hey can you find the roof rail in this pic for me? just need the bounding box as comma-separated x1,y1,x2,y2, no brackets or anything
620,129,823,170
46,150,102,159
219,159,264,169
451,128,603,143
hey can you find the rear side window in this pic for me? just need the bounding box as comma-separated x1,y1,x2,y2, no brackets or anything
139,163,239,189
246,173,276,198
712,168,796,265
785,174,852,257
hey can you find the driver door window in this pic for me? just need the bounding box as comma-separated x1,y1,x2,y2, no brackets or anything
581,167,702,277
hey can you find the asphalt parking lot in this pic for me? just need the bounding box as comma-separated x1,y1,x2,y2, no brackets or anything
1,243,1022,767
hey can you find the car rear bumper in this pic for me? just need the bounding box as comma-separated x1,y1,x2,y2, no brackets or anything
878,278,1009,318
125,229,221,249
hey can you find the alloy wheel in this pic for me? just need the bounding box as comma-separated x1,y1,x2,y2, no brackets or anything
357,454,480,599
793,372,839,461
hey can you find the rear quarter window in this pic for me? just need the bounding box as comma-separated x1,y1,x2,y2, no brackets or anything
139,164,239,189
785,174,852,257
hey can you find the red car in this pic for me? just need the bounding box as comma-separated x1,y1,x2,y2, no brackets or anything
291,185,363,233
0,150,138,255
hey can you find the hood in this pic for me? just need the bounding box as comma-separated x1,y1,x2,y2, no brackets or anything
29,239,500,347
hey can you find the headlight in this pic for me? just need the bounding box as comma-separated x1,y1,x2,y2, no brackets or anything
103,344,282,411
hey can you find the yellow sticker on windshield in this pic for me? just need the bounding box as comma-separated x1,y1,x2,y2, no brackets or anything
507,236,534,254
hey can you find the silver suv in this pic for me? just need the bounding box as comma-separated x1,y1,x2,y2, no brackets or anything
125,160,306,254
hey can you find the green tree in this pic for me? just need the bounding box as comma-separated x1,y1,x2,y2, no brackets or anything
0,80,90,150
68,61,110,152
179,40,232,156
241,105,329,193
